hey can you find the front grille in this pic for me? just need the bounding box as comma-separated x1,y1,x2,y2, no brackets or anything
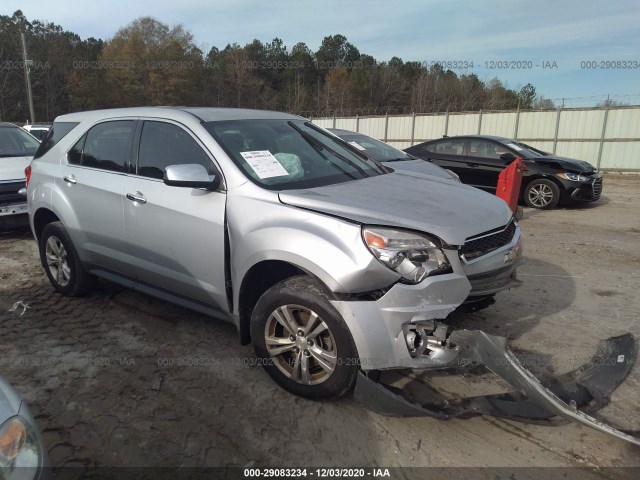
461,221,516,260
593,178,603,198
0,181,25,205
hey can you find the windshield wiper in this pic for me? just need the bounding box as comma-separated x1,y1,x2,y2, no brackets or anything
304,122,390,173
382,157,411,163
287,122,365,179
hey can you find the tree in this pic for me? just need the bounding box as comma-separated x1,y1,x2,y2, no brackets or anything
517,83,536,109
533,96,555,109
99,17,203,106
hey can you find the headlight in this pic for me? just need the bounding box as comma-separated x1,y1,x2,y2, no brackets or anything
363,227,452,283
0,417,41,477
557,172,589,182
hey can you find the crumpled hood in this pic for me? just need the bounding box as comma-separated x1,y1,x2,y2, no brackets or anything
0,155,31,181
532,155,596,173
279,172,512,246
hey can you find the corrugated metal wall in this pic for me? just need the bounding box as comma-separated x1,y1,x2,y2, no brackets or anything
312,106,640,171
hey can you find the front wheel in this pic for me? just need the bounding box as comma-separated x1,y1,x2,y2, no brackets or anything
39,222,95,296
250,276,358,399
524,179,560,209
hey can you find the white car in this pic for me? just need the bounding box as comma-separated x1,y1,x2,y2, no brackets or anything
21,125,50,142
0,123,39,229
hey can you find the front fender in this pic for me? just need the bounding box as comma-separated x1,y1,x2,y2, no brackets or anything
226,187,399,313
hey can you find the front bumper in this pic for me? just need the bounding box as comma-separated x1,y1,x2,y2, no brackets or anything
561,174,603,203
332,226,523,371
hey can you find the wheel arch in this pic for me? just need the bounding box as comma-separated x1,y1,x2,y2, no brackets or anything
236,260,334,345
520,174,564,199
32,207,60,242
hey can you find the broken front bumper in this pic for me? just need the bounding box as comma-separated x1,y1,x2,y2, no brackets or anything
354,330,640,447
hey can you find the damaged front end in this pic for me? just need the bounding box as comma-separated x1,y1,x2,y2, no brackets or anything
355,325,640,447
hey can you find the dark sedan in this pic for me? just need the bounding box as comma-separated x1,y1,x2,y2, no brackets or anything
404,135,603,209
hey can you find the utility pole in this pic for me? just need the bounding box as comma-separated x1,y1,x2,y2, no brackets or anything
20,31,35,125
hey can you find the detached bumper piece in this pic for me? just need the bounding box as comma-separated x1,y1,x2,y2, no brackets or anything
355,330,640,447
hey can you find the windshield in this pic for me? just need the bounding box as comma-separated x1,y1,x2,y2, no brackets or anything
504,140,548,158
0,126,40,157
204,119,386,190
339,134,411,162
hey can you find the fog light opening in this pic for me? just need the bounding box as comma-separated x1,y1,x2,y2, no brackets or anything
405,329,423,353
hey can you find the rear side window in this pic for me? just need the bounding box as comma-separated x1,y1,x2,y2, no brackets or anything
67,121,136,173
33,122,79,159
426,139,466,155
136,121,212,179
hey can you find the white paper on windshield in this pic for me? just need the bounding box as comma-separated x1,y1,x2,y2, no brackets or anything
348,141,366,151
240,150,289,179
508,143,523,151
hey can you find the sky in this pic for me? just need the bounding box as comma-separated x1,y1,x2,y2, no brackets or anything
4,0,640,106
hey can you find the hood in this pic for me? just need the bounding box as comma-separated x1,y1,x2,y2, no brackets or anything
0,155,31,181
382,159,454,180
279,172,512,246
532,155,596,174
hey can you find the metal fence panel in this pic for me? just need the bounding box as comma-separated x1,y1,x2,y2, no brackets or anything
601,142,640,170
517,111,557,140
334,117,358,131
558,110,605,139
358,117,387,139
480,112,518,137
447,113,480,136
605,108,640,138
415,114,447,142
555,141,601,165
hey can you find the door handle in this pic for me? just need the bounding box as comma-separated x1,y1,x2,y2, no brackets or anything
63,174,77,185
126,192,147,204
466,162,480,167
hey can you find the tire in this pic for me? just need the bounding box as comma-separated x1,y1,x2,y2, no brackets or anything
524,179,560,209
250,275,358,399
39,222,95,296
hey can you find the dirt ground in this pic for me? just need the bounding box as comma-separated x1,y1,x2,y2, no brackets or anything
0,173,639,475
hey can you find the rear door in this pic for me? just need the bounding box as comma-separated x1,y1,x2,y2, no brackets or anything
465,139,514,191
122,119,228,311
61,119,137,275
407,138,471,182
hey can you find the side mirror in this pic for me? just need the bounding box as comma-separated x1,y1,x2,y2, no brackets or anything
163,164,221,190
500,152,516,163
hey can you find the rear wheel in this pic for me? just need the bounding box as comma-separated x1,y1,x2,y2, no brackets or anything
39,222,95,296
524,179,560,209
250,276,358,399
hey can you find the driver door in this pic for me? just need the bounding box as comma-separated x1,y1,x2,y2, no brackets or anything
122,119,228,311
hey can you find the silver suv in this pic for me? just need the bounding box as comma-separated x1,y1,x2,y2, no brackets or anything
26,107,522,399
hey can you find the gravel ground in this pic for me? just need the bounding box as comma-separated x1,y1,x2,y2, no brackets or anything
0,173,639,475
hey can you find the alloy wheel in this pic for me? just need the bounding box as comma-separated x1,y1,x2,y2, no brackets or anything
45,236,71,287
264,304,337,385
528,183,554,207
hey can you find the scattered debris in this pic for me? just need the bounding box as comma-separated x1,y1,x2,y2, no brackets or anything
151,372,165,391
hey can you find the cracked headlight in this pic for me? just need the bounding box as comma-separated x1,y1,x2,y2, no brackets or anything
363,227,452,284
557,172,589,182
0,417,42,477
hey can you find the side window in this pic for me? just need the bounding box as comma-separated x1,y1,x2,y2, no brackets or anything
33,122,78,159
68,135,85,165
469,140,502,159
137,121,212,180
426,139,465,156
80,121,136,172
